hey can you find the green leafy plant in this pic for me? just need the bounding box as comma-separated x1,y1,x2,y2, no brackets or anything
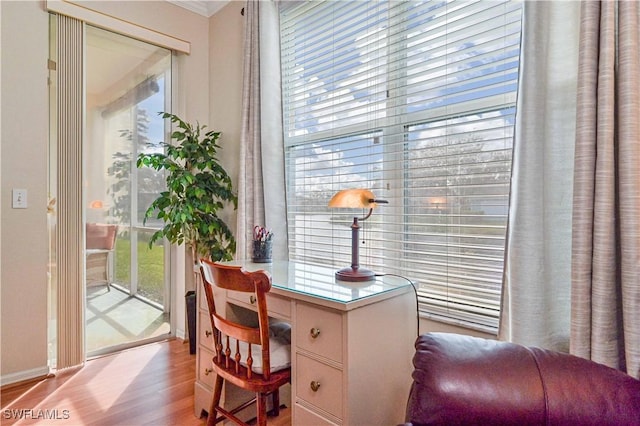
136,112,237,263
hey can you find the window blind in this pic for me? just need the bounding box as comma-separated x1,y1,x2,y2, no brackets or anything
280,0,522,332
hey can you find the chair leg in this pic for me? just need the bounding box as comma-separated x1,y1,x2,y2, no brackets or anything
207,375,224,426
256,393,268,426
106,251,113,291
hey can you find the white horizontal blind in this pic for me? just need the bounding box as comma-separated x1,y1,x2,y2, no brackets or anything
280,0,522,332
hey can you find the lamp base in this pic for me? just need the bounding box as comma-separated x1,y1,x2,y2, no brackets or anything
335,266,376,282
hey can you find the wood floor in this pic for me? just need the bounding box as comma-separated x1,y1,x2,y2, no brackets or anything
1,339,291,426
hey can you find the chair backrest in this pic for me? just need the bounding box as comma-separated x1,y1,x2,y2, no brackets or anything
199,259,274,379
86,223,118,250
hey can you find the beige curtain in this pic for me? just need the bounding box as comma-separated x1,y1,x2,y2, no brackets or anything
499,1,581,351
571,1,640,379
55,13,86,370
237,0,263,260
236,0,288,261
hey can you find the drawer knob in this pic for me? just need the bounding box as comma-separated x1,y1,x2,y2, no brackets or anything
250,295,256,304
310,327,321,339
204,368,213,376
310,381,321,392
205,330,212,337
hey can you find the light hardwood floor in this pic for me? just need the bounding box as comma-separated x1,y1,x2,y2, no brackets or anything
1,339,290,426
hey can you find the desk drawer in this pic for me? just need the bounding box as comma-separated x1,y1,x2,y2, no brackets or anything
226,289,252,307
296,354,343,419
266,293,291,319
296,303,343,362
294,403,339,426
199,311,215,351
197,347,216,389
227,290,291,320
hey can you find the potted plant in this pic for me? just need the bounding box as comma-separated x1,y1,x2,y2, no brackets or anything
136,112,238,265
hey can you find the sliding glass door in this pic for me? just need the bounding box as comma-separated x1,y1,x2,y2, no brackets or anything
84,25,171,355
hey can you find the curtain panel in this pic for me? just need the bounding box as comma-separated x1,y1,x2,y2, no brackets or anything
502,0,640,379
571,0,640,379
499,1,580,351
236,0,288,261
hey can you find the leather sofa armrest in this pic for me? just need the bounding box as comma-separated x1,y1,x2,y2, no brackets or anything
530,347,640,425
405,333,546,425
404,333,640,426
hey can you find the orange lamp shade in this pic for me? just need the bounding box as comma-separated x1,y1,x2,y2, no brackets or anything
328,189,377,209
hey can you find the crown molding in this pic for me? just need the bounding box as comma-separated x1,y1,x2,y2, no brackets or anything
167,1,230,17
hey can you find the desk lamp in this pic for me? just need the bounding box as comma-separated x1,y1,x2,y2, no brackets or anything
328,189,388,282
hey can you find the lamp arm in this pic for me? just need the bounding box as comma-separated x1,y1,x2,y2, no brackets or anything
358,208,374,221
359,197,388,220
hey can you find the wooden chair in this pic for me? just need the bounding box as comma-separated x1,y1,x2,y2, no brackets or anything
86,223,118,291
199,259,291,426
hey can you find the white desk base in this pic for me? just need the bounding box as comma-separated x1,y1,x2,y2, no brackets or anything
194,261,416,425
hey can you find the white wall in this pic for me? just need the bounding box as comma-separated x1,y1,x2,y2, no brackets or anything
0,0,211,384
1,0,51,385
208,0,244,236
419,318,494,339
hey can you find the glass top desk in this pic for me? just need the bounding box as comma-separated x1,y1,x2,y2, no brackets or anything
194,260,416,425
231,260,414,311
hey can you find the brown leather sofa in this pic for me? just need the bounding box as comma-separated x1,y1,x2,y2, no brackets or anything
403,332,640,426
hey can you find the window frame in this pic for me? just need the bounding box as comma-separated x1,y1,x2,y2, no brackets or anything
280,0,522,333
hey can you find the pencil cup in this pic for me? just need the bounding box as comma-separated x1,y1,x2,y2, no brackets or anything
252,240,273,263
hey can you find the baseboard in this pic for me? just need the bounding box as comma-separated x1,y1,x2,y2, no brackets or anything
175,327,186,340
1,366,51,388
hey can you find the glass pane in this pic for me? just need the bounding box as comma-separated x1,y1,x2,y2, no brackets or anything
85,25,171,354
136,229,166,305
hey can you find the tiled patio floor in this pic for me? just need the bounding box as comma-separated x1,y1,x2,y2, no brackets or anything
86,285,170,355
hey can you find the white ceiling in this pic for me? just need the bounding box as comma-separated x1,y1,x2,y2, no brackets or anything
166,0,232,17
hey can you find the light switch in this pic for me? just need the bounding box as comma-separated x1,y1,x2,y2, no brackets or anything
12,189,27,209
